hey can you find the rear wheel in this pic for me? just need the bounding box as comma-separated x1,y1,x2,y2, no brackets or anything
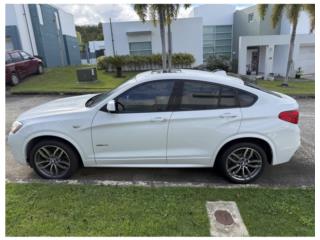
29,140,79,179
37,63,44,74
218,142,266,184
10,73,20,86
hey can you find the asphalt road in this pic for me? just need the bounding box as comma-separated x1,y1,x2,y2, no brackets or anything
5,95,314,187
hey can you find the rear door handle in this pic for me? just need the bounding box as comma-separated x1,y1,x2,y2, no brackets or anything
219,113,238,118
150,117,167,122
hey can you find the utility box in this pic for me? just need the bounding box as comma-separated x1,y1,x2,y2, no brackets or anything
76,68,97,82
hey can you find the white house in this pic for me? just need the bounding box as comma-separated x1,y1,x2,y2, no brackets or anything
102,4,314,77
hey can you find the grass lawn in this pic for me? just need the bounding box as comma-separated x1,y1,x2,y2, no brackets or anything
6,183,314,236
257,79,315,96
10,66,314,96
10,66,138,94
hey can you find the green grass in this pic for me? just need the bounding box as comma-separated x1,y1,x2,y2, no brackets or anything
10,66,314,96
10,66,138,94
6,183,314,236
257,79,315,96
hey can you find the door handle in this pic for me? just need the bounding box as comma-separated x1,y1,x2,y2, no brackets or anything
219,113,238,118
150,117,166,122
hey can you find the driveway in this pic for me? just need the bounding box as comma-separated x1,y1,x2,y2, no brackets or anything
5,95,314,187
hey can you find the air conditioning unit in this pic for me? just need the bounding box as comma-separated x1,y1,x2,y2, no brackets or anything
76,68,97,82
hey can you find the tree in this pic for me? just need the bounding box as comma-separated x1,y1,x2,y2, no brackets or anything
258,4,315,86
165,4,190,72
134,4,167,71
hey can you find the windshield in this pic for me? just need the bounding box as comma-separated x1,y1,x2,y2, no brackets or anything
85,78,137,107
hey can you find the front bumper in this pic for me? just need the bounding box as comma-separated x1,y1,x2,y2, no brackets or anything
7,132,28,165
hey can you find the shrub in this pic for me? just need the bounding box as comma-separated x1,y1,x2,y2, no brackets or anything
98,53,195,72
205,55,231,72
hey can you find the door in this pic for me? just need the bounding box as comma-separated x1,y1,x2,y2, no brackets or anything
19,51,37,75
167,80,242,166
251,51,259,74
297,45,315,75
91,80,175,165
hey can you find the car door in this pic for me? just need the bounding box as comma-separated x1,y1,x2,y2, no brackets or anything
167,80,242,166
91,80,175,165
19,51,36,75
9,52,27,78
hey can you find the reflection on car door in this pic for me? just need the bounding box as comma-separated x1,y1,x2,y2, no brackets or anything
167,80,242,166
91,80,175,165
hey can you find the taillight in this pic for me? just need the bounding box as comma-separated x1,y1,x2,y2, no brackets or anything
278,110,299,124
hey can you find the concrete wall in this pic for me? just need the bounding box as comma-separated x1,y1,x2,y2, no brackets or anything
103,17,203,65
192,4,235,25
63,35,81,65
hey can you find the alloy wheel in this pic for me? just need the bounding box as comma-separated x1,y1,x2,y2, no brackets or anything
226,147,263,182
34,145,71,178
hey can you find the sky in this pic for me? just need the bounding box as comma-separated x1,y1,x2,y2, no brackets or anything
58,4,252,26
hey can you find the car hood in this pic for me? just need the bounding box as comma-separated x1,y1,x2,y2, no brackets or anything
17,94,97,121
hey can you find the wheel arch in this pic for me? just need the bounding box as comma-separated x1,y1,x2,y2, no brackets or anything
25,134,84,167
213,135,275,166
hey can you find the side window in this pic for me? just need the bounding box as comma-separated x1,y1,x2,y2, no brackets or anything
10,52,22,62
238,90,257,107
6,53,12,64
20,51,31,60
220,86,238,108
179,81,220,110
116,81,175,113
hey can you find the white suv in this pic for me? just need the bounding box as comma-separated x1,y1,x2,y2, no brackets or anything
8,69,300,183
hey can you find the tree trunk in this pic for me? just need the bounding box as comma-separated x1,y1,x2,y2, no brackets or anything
158,8,167,72
167,22,172,72
284,20,297,86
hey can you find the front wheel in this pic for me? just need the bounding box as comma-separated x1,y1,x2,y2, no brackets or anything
37,63,44,74
218,142,266,184
10,73,20,86
29,140,79,179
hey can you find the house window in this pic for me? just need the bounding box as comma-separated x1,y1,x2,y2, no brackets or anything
248,13,254,23
36,4,43,25
129,42,152,56
54,12,60,30
203,25,233,62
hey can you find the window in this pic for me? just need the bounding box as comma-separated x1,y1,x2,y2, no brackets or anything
6,53,12,64
202,25,232,62
36,5,44,25
220,86,237,107
129,42,152,56
19,51,31,60
248,13,254,23
54,12,60,30
116,81,174,113
179,81,220,110
238,90,257,107
9,52,22,62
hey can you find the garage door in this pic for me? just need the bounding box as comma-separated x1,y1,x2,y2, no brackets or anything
297,45,315,75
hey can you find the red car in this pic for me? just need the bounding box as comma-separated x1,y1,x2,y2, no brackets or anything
6,50,44,85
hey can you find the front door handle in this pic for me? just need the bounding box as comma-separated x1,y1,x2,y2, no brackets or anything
219,113,238,118
150,117,166,122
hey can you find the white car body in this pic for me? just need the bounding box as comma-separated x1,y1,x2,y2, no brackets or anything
8,70,300,171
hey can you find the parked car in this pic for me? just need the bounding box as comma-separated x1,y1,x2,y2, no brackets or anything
7,69,300,183
6,50,43,85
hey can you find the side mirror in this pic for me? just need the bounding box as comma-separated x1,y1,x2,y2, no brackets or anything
106,100,116,113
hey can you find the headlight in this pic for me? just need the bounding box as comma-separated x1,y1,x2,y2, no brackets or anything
10,121,23,134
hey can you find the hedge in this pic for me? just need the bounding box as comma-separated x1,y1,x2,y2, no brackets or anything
97,53,195,72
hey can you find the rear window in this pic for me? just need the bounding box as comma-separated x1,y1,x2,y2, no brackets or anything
238,90,257,107
245,82,282,98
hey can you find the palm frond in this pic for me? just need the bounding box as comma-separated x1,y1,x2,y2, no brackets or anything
303,4,315,32
133,4,148,22
286,4,303,26
271,4,285,28
257,4,268,20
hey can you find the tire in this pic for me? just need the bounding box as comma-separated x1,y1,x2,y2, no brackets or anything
218,142,266,184
29,139,79,179
37,63,44,74
10,73,20,86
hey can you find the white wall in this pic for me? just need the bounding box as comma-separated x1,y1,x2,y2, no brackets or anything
192,4,235,25
58,8,77,37
88,40,105,53
103,17,203,65
6,4,38,55
280,10,314,34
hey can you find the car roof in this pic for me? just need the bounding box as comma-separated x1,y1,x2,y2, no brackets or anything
134,69,244,87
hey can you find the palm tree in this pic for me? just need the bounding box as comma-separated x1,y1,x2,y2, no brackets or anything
134,4,167,71
258,4,315,86
165,4,190,72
